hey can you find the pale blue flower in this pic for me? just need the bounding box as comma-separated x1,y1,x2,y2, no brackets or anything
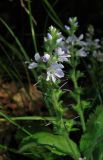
42,54,50,62
66,34,86,46
47,33,52,40
55,47,71,62
35,53,41,62
28,53,41,69
46,62,64,82
56,37,63,44
77,48,88,57
28,62,38,69
64,25,70,30
85,38,100,50
44,32,53,42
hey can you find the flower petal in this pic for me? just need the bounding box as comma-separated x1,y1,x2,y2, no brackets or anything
58,63,64,69
47,33,52,40
55,69,64,78
77,48,88,57
42,54,50,62
55,48,65,55
51,75,56,83
28,62,38,69
56,38,63,44
35,53,41,62
46,71,51,81
64,25,70,30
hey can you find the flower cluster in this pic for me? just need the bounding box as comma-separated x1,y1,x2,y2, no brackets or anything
84,25,103,61
27,17,102,83
28,25,71,82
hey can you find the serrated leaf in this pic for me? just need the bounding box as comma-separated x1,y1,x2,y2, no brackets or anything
80,106,103,159
20,132,80,159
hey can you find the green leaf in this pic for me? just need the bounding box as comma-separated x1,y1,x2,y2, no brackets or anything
20,132,80,159
81,100,90,111
19,142,55,160
93,141,103,160
19,142,41,157
80,106,103,160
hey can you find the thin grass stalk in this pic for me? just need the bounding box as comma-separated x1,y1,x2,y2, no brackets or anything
0,20,37,80
28,0,38,53
42,0,64,30
0,18,29,61
0,111,31,136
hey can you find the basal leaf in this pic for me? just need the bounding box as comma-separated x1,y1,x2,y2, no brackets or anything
20,132,80,159
80,106,103,159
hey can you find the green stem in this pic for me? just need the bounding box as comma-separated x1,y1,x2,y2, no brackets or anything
73,69,86,132
0,115,59,122
51,91,80,159
79,109,86,132
63,124,80,160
